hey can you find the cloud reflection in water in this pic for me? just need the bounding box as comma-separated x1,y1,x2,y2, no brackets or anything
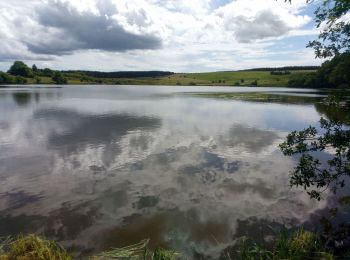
0,86,328,258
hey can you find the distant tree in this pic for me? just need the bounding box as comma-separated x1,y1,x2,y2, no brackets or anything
52,72,67,84
32,64,38,73
241,79,244,83
8,61,33,78
42,68,53,77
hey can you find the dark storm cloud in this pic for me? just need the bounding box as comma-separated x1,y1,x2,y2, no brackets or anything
26,1,162,55
228,10,290,43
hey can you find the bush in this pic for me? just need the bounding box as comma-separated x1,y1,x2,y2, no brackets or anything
8,61,33,78
0,72,14,84
15,76,27,84
237,228,334,260
52,72,67,84
250,80,258,86
38,68,54,77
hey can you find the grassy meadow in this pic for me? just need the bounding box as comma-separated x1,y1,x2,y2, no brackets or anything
66,70,313,87
9,70,315,87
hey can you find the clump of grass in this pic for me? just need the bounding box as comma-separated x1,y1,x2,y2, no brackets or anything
0,235,178,260
151,247,178,260
92,239,149,259
237,228,334,260
288,228,319,258
92,239,179,260
0,234,72,260
238,237,273,260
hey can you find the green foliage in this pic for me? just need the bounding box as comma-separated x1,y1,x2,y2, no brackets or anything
15,76,27,84
287,72,318,88
0,234,72,260
288,52,350,88
0,60,318,86
35,77,42,84
40,68,54,77
151,248,178,260
0,236,178,260
32,64,38,73
52,72,67,85
237,228,334,260
0,72,15,84
7,61,33,78
279,96,350,200
307,0,350,58
287,0,350,58
250,80,258,87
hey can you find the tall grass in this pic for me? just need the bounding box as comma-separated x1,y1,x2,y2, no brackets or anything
0,234,72,260
237,228,334,260
0,230,338,260
92,239,179,260
0,235,178,260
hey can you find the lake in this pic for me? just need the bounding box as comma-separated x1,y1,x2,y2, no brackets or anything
0,85,335,258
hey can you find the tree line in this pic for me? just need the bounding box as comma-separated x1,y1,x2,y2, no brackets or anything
241,66,320,71
0,61,67,84
288,52,350,88
0,61,175,85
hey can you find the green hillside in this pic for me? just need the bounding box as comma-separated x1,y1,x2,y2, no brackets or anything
0,61,317,87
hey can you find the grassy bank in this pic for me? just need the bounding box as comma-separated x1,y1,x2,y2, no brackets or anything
2,70,314,87
0,229,341,260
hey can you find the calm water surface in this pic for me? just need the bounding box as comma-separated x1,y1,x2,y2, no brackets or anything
0,86,334,258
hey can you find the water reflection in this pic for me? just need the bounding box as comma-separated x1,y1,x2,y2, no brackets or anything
12,92,32,106
34,109,161,156
0,86,334,258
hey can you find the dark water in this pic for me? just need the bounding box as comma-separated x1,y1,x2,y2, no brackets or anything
0,85,337,258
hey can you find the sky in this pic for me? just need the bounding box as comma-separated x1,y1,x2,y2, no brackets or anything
0,0,323,72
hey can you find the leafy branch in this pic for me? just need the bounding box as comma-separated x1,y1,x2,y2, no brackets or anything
279,96,350,200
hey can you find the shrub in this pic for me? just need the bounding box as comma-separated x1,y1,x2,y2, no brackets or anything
8,61,33,78
0,72,14,84
52,72,67,84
